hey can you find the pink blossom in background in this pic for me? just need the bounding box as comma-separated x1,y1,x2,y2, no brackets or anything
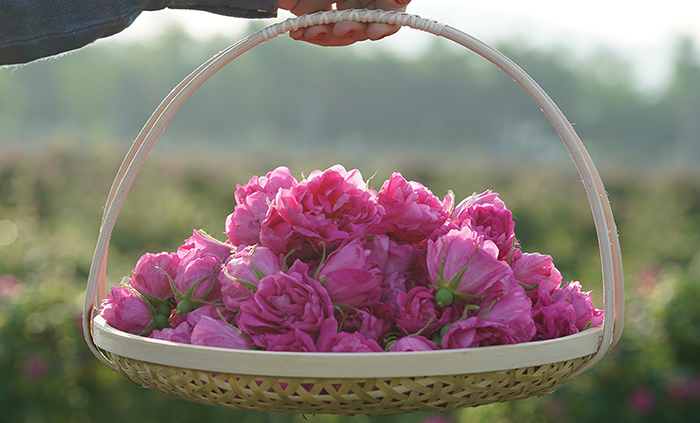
627,385,657,415
259,165,382,259
551,281,604,330
442,317,520,348
452,190,516,261
173,253,222,302
236,261,337,350
315,239,383,308
225,166,298,247
377,173,451,242
321,331,384,353
0,274,22,300
426,226,514,297
131,251,179,300
511,252,562,303
190,315,249,349
395,286,460,337
22,355,49,379
219,245,282,311
389,335,440,352
100,286,153,335
149,321,192,344
665,377,700,401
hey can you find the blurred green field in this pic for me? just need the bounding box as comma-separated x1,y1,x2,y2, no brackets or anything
1,142,699,423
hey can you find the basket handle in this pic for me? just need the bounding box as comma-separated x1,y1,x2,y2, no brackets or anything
83,9,624,375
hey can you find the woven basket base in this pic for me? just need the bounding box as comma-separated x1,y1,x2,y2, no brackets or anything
107,352,594,414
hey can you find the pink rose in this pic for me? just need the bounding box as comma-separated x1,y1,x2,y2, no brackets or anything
426,226,514,298
184,304,235,327
551,281,604,331
376,173,451,242
316,239,383,308
364,234,421,277
321,331,384,353
131,252,179,300
149,321,192,344
389,336,440,352
177,229,233,262
259,165,382,259
511,252,562,303
173,253,223,304
531,295,578,340
452,191,516,261
236,261,338,350
190,315,249,349
100,286,153,335
442,317,519,349
224,166,298,247
219,245,282,311
337,303,393,343
478,284,535,343
395,286,460,337
266,328,319,352
379,272,409,314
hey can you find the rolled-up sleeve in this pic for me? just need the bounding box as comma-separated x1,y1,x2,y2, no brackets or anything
0,0,277,65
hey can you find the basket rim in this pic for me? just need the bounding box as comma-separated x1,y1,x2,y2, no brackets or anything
92,314,602,378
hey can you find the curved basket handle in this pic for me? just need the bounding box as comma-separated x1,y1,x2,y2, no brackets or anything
83,9,624,375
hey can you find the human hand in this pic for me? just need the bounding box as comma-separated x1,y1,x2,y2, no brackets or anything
278,1,410,46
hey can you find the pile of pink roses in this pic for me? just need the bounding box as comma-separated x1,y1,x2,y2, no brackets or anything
99,165,603,353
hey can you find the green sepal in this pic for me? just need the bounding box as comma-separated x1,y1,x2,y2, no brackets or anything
313,241,328,281
216,309,248,339
156,301,172,317
519,282,539,292
446,245,480,291
222,266,258,292
176,298,195,315
282,249,296,273
153,314,169,330
435,287,454,307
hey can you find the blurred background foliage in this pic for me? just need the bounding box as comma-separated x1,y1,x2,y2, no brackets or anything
1,19,700,423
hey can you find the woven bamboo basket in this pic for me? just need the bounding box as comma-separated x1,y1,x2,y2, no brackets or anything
83,9,625,415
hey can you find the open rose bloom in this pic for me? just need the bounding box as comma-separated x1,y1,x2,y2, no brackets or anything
99,165,603,352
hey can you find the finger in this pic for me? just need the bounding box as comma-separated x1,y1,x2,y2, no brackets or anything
331,21,368,42
366,22,400,40
296,26,359,47
277,0,300,11
378,0,411,10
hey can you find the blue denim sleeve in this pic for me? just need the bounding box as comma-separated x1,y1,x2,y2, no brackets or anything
0,0,277,65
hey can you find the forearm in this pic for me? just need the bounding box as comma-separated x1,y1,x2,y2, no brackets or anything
0,0,277,65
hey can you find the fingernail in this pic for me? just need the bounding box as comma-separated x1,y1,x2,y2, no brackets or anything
342,30,356,39
311,33,327,41
395,0,411,4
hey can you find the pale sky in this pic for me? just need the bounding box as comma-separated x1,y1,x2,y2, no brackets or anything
112,1,700,90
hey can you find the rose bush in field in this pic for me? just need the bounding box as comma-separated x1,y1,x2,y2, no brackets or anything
99,165,603,352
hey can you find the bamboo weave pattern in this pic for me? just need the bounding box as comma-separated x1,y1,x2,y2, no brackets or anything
108,352,594,414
